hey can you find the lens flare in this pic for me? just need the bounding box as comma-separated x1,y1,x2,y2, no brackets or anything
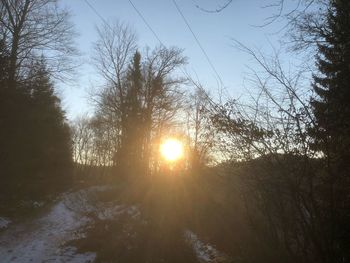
160,138,184,162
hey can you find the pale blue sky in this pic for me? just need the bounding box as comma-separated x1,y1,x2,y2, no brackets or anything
58,0,300,120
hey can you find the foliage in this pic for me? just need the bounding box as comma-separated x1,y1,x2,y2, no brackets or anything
0,0,75,202
308,0,350,260
0,52,72,200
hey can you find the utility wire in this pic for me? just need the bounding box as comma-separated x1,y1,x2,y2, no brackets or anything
83,0,111,29
127,0,165,46
127,0,225,87
84,0,165,46
172,0,224,87
126,0,192,78
83,0,223,88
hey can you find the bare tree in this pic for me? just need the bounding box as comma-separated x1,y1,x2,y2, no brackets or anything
194,0,326,50
0,0,77,83
208,42,338,262
93,20,137,103
92,21,137,168
192,0,233,13
71,116,94,171
92,21,187,175
141,46,187,171
287,0,329,52
71,114,118,178
184,82,216,168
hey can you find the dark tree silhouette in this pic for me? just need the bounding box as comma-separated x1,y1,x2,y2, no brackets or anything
123,51,143,173
25,60,73,190
309,0,350,260
0,38,12,182
0,0,75,203
311,0,350,162
0,56,72,200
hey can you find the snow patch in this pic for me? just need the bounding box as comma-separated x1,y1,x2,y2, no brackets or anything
0,217,11,229
32,201,44,208
19,200,45,209
96,204,140,220
97,204,124,220
127,205,141,218
185,230,229,263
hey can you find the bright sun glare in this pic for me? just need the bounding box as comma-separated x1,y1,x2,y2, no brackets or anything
160,138,184,162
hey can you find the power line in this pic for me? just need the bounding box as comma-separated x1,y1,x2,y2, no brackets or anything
172,0,224,87
83,0,110,29
125,0,196,81
83,0,224,88
84,0,165,46
127,0,225,87
127,0,165,46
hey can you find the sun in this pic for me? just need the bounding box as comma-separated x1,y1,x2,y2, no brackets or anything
160,138,184,162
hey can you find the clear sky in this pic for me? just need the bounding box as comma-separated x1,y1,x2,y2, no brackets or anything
58,0,299,120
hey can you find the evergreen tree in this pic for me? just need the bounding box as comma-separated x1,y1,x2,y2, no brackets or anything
123,51,144,173
0,56,72,200
311,0,350,163
24,60,73,196
0,38,27,195
310,0,350,260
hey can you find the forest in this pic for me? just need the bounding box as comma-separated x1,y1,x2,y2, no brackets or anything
0,0,350,262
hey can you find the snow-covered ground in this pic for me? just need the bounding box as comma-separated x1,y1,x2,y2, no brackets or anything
0,186,228,263
0,187,107,263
